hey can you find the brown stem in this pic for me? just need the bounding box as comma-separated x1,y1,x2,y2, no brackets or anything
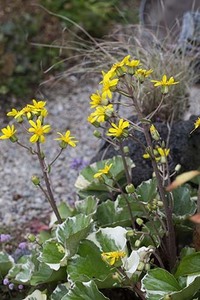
36,142,62,224
127,83,176,269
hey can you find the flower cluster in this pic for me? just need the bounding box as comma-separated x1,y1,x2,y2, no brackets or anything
88,55,178,140
0,99,78,148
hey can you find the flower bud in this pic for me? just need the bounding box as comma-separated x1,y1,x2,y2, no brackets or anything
136,218,143,226
135,240,141,248
27,233,36,242
157,201,163,207
123,146,129,155
137,262,145,271
145,263,151,271
150,124,160,141
125,184,135,194
31,175,40,186
126,230,135,237
93,130,102,138
175,164,181,172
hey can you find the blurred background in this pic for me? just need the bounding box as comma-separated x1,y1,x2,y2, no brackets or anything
0,0,140,103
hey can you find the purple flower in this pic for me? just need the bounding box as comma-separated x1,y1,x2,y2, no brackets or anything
18,242,27,250
18,284,24,290
3,278,9,285
70,158,88,171
0,234,11,243
8,283,14,290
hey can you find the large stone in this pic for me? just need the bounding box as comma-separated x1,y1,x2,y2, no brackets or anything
91,116,200,186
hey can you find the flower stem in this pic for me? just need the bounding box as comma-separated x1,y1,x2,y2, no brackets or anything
36,142,62,224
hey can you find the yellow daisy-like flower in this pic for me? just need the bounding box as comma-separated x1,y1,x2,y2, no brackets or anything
28,99,46,111
107,119,130,138
88,104,114,124
28,119,51,143
143,147,170,163
151,75,179,94
135,68,153,82
55,130,78,148
101,251,126,266
100,71,119,99
90,90,108,108
0,125,17,141
7,108,19,118
15,105,33,120
94,162,113,179
126,59,141,68
190,117,200,134
110,55,130,76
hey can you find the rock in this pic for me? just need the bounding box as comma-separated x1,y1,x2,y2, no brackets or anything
91,116,200,186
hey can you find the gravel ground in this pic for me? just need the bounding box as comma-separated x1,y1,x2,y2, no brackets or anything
0,76,100,228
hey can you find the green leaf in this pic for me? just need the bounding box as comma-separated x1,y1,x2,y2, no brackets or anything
51,284,69,300
23,289,47,300
75,156,134,201
169,275,200,300
68,240,117,288
38,240,65,271
175,252,200,277
56,214,92,258
87,226,127,252
96,195,143,227
136,178,158,203
172,186,196,217
75,196,98,216
8,255,35,283
61,280,109,300
0,251,14,277
142,268,181,300
31,262,66,285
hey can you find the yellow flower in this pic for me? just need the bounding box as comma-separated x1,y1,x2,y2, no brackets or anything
101,251,126,266
100,71,119,99
194,117,200,129
0,125,17,141
190,117,200,134
150,124,160,141
135,68,153,81
151,75,179,94
110,55,130,76
28,119,51,143
55,130,78,148
7,108,19,117
90,91,108,108
157,147,170,157
15,105,33,120
107,119,129,138
94,163,113,179
88,104,114,123
143,147,170,163
28,99,46,111
126,59,141,68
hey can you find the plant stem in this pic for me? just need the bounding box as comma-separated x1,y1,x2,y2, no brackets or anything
119,141,132,184
127,83,176,269
36,142,62,224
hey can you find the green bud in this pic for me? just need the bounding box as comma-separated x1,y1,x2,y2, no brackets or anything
136,218,143,226
123,146,130,154
135,240,141,248
145,263,151,271
157,201,163,207
31,175,40,186
93,130,102,138
137,262,145,271
59,141,67,149
27,233,36,242
125,184,135,194
175,164,181,172
127,229,136,237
